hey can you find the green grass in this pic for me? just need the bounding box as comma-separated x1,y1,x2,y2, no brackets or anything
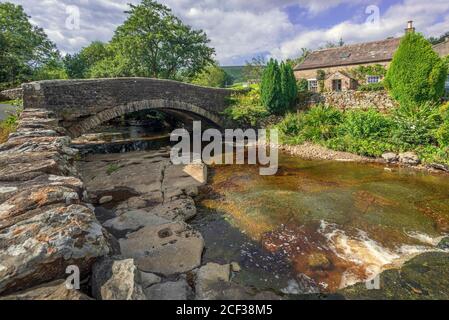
0,99,23,107
106,163,120,175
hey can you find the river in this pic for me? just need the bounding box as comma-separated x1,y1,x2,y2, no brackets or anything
74,126,449,298
194,153,449,294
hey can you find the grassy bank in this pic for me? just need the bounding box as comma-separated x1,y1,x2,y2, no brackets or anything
0,99,22,143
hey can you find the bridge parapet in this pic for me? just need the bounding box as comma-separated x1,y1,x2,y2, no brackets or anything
22,78,234,136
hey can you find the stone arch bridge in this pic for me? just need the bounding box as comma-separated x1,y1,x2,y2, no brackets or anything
22,78,235,137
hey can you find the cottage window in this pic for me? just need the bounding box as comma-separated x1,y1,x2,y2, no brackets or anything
332,79,342,92
367,75,381,84
445,75,449,91
308,79,318,92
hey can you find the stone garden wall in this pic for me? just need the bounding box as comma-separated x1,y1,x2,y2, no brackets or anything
0,88,23,101
298,90,397,112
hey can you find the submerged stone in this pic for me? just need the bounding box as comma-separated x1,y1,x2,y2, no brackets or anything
119,222,204,276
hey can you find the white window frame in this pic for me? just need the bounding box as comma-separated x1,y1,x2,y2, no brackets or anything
367,75,381,84
308,79,318,92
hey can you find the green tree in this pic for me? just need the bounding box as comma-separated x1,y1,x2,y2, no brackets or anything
243,55,266,82
385,32,447,106
191,63,229,88
33,59,68,81
280,62,298,108
261,59,285,114
103,0,214,80
0,2,58,86
64,41,110,79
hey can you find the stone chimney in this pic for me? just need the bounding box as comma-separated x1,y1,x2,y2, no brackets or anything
405,20,415,34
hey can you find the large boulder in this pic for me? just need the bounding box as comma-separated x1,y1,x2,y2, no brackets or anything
381,152,399,163
92,257,145,300
0,204,110,295
399,152,420,165
119,222,204,276
0,280,92,300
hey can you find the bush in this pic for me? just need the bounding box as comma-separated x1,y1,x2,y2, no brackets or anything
391,102,440,148
275,105,343,144
416,145,449,166
385,32,447,106
435,102,449,147
358,82,385,91
224,86,269,127
326,136,395,157
338,108,393,139
275,113,306,144
300,105,342,142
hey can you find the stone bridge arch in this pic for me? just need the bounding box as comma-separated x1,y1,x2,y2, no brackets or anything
21,78,235,137
68,99,224,137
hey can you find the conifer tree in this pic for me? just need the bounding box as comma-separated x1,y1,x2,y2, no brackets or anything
261,59,285,114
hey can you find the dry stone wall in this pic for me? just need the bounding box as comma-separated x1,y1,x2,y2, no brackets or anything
0,88,23,101
298,90,397,111
0,108,110,295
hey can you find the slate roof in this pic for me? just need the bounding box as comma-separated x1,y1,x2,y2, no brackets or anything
294,37,402,71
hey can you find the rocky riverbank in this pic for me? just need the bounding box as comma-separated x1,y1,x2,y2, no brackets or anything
277,142,449,174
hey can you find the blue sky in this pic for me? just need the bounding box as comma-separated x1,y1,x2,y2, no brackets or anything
9,0,449,65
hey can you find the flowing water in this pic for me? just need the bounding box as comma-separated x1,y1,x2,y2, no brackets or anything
195,153,449,294
73,122,449,297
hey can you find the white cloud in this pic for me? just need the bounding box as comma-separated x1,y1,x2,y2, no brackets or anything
272,0,449,60
8,0,449,65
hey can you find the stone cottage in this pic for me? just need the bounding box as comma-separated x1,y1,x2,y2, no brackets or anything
294,21,448,93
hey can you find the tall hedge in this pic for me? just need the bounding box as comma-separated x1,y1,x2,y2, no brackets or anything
261,59,285,114
281,62,298,108
385,32,448,106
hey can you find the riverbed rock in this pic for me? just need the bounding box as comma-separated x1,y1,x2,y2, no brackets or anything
79,152,167,196
195,263,231,300
99,195,113,204
115,196,150,214
139,272,161,289
0,204,110,295
0,280,92,300
399,152,420,165
382,152,399,163
144,279,192,300
92,257,146,300
119,222,204,276
150,197,197,222
103,209,170,235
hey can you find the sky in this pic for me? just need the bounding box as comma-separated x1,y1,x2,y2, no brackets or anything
7,0,449,66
